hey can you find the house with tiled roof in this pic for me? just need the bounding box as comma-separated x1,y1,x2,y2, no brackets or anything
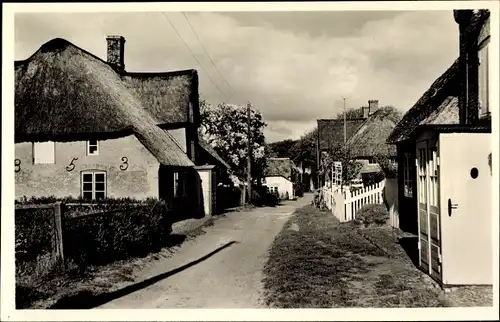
386,10,492,287
14,36,231,216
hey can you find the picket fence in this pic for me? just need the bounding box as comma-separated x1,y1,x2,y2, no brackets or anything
322,179,386,223
343,180,385,222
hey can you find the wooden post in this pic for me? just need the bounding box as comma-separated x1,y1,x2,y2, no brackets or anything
53,202,65,268
246,102,252,204
343,97,347,144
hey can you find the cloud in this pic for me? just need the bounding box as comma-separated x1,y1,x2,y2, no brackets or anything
14,10,459,143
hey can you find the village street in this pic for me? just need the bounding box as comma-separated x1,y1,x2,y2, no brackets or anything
9,8,496,319
96,195,313,309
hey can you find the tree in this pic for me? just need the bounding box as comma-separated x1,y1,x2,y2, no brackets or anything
268,139,297,159
199,99,268,180
290,128,317,167
320,144,362,186
378,105,403,124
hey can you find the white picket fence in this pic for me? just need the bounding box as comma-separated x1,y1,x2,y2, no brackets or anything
322,179,386,223
342,180,385,222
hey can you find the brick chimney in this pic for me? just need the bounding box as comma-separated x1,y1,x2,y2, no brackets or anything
362,106,369,119
106,35,125,70
368,100,379,115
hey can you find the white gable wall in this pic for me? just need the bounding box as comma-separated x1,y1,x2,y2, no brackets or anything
264,176,294,200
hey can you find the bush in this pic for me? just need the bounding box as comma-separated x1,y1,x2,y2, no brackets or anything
353,204,389,227
313,189,328,211
361,171,386,187
63,199,172,266
15,207,55,265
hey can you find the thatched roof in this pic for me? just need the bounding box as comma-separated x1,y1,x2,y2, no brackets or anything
346,109,398,158
386,59,460,144
122,72,199,127
264,157,297,180
198,139,231,170
317,118,365,151
14,38,196,167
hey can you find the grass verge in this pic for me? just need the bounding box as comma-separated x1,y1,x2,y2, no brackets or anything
262,205,450,308
16,216,219,309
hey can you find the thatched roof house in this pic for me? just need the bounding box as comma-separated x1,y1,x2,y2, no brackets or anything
15,37,199,167
317,118,365,151
386,59,460,144
264,157,298,180
346,108,398,159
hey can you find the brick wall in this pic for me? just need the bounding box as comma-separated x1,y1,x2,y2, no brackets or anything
15,135,162,200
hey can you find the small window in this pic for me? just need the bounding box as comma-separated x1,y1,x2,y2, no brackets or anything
174,172,188,197
87,140,99,156
81,171,106,200
403,153,413,198
33,141,55,164
478,37,490,117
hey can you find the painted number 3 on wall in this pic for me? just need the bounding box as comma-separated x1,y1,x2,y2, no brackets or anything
120,157,129,171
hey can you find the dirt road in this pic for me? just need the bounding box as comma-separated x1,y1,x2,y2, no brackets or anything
96,195,312,309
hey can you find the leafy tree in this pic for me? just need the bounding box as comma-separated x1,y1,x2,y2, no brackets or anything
320,145,362,186
199,99,268,180
268,139,297,159
290,128,317,168
373,153,398,179
335,105,403,123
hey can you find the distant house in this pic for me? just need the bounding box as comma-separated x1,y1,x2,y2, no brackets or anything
346,107,398,177
316,100,380,186
263,158,298,200
14,35,231,217
386,10,491,286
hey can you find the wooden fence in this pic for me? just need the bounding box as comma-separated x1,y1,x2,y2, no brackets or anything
321,180,386,222
343,180,385,222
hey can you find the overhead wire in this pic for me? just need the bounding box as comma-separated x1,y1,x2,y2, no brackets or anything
161,12,230,100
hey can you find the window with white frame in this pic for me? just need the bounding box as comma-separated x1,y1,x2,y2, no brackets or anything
403,153,413,198
33,141,55,164
87,140,99,156
478,32,490,117
81,171,106,200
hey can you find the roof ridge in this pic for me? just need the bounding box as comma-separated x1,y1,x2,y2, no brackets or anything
15,37,198,78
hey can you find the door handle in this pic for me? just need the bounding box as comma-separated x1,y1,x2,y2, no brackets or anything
448,198,458,216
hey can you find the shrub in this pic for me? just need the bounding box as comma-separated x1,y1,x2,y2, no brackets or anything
313,189,328,211
353,204,389,228
361,171,386,187
63,199,172,266
374,155,398,179
15,207,55,264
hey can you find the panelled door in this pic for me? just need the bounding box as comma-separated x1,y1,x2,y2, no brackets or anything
416,139,442,282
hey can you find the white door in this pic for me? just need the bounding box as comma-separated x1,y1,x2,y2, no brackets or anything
439,133,492,285
416,139,442,281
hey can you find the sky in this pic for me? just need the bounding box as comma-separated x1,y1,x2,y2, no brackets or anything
14,10,459,143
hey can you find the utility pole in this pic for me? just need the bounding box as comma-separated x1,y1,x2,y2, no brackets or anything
246,102,252,204
343,97,347,144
